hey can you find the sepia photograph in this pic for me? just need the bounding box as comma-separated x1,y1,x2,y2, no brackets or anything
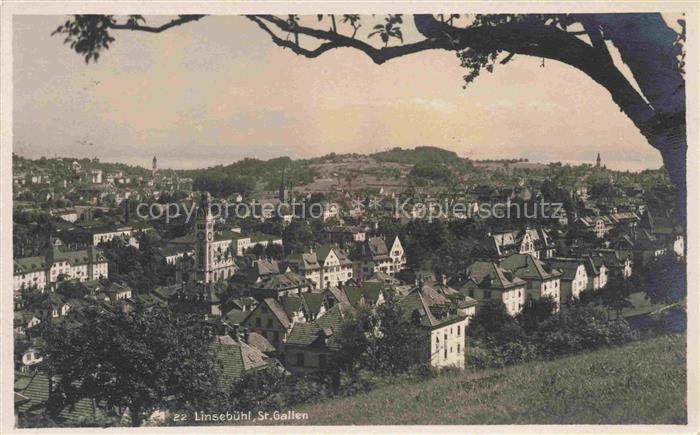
1,2,696,432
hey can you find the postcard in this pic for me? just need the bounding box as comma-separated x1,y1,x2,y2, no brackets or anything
1,2,697,433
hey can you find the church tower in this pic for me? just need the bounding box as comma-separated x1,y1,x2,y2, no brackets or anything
595,153,602,168
194,192,215,283
152,156,157,178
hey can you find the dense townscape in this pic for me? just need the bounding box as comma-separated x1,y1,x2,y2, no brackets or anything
13,147,686,426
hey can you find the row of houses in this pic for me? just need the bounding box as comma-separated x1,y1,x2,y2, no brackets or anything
13,240,109,297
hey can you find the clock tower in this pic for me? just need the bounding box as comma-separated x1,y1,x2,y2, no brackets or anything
194,191,215,282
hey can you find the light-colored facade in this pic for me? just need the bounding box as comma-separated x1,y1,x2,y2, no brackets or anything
193,195,237,283
355,236,406,280
13,241,108,297
547,258,589,301
429,317,470,369
457,261,527,316
500,253,562,308
289,246,353,289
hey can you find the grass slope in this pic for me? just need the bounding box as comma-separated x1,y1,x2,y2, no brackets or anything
268,335,687,425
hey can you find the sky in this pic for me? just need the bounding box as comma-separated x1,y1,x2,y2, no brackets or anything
13,15,669,171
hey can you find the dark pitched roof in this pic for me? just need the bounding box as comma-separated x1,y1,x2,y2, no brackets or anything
458,261,526,290
546,258,585,281
212,335,277,386
500,253,562,281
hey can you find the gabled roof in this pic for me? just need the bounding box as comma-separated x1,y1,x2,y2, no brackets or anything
590,249,630,268
323,287,355,312
286,304,347,349
252,298,292,329
546,258,586,281
300,292,325,318
14,371,103,424
500,253,562,281
212,335,277,386
397,288,448,329
366,236,390,259
252,271,311,291
342,282,387,309
458,261,526,290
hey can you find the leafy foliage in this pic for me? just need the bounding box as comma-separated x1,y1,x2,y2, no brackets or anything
43,304,222,426
228,367,288,412
331,292,428,379
469,299,637,368
52,15,118,63
368,14,403,47
100,234,175,293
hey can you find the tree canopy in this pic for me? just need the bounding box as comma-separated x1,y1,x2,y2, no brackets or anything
43,304,221,426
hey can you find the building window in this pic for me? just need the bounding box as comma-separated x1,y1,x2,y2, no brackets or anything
267,318,273,328
457,325,461,336
444,348,447,359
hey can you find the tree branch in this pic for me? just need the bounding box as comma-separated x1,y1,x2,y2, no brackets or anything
108,15,205,33
579,17,613,64
247,15,450,64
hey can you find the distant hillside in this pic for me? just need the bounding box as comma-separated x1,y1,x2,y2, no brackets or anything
253,335,686,425
180,157,316,197
372,146,462,166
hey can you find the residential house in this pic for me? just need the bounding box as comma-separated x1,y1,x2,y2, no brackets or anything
582,255,608,291
283,304,349,374
476,227,555,260
397,284,477,369
353,236,406,281
13,240,108,296
451,261,527,316
590,249,633,279
212,334,281,387
288,245,354,289
546,258,589,301
499,253,563,308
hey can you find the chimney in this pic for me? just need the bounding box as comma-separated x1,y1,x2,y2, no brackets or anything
241,326,249,343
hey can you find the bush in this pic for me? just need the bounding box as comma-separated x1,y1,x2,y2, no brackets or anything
469,304,637,368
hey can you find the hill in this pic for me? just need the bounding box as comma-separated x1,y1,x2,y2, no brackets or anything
372,146,461,166
257,334,686,425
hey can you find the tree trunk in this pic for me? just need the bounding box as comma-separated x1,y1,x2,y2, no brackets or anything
644,120,687,230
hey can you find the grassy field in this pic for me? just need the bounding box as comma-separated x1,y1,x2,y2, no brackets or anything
256,334,687,425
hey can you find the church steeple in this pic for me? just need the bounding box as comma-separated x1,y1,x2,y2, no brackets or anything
595,153,602,168
152,156,157,178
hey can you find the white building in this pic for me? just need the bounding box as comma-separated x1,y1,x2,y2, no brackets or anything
288,245,354,289
547,258,589,301
354,235,406,280
500,253,563,308
398,285,478,370
13,240,108,297
454,261,527,316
